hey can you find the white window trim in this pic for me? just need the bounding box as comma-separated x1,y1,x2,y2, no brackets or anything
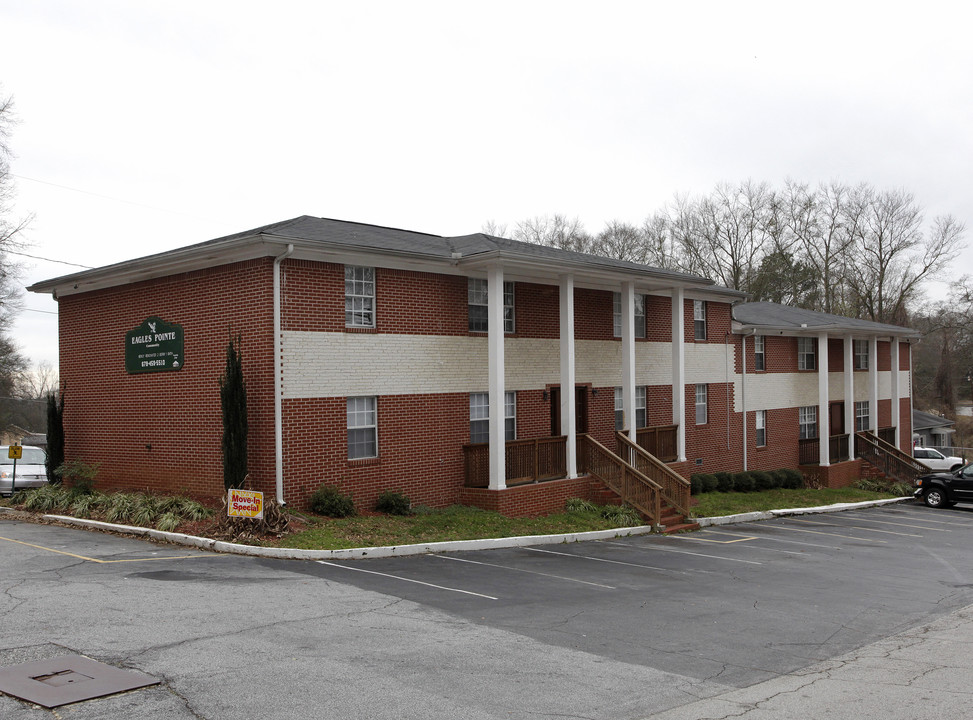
754,335,765,371
347,396,378,459
613,293,646,338
798,337,816,370
615,386,647,430
695,384,708,425
853,339,869,370
799,405,817,439
693,300,707,341
755,409,767,447
470,391,516,443
469,278,515,333
855,400,869,432
344,265,376,328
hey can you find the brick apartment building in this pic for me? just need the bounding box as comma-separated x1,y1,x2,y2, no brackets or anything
28,217,918,515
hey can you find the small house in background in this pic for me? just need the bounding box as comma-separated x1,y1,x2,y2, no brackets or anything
912,410,956,450
0,425,34,446
27,216,920,521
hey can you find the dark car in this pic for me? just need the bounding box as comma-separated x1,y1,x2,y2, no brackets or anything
914,463,973,508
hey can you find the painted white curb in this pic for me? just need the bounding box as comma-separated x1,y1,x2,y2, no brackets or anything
36,496,913,560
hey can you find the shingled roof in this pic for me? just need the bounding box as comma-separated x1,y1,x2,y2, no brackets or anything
733,301,919,338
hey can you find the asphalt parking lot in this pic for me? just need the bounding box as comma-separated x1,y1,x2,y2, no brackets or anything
2,501,973,719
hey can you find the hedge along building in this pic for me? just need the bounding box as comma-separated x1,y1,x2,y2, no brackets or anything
28,216,919,515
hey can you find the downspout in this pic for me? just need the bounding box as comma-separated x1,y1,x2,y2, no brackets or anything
274,243,295,505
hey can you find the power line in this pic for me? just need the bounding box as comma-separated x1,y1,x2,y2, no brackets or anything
6,249,92,269
20,307,58,316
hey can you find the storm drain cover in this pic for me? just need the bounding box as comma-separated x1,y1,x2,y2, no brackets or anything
0,655,159,708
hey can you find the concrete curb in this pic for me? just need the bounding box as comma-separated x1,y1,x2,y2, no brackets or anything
32,495,915,560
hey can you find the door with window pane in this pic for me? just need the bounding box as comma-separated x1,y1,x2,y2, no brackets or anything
549,386,589,436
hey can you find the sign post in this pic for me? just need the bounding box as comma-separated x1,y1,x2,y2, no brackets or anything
7,444,21,494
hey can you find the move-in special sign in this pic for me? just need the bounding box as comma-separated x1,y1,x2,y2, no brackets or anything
125,317,184,374
227,489,264,519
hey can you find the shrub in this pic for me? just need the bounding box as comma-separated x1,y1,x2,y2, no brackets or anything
156,512,181,533
566,497,598,512
733,472,755,492
779,468,804,489
599,504,642,526
375,490,412,516
689,474,704,495
310,485,356,517
751,471,775,491
701,474,719,494
56,460,99,495
714,471,734,493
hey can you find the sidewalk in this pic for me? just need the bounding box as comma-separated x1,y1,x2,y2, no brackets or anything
10,496,910,560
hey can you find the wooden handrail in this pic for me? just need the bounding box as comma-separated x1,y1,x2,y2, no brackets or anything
855,431,930,484
578,434,662,525
615,431,691,517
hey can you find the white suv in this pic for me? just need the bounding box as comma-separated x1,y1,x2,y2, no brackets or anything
913,447,965,472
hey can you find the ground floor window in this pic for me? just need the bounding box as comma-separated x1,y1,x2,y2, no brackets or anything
755,409,766,447
695,384,708,425
347,396,378,459
799,405,817,439
614,386,647,430
470,392,516,443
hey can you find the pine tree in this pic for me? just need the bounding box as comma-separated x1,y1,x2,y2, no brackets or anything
220,336,248,490
45,390,64,484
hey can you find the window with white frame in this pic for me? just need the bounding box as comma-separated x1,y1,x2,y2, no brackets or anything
755,409,767,447
855,400,870,432
853,339,869,370
694,300,707,341
347,396,378,459
344,266,375,328
469,392,516,443
468,278,514,333
614,386,647,431
754,335,765,371
798,337,816,370
799,405,817,439
695,384,708,425
613,293,646,338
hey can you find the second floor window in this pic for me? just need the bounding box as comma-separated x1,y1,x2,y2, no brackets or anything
613,293,646,338
468,278,514,333
854,339,869,370
799,405,817,439
345,266,375,328
798,337,816,370
694,300,707,340
754,335,765,371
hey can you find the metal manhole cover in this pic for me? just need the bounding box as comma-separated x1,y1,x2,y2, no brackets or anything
0,655,159,708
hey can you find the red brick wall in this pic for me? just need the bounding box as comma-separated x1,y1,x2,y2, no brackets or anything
58,259,276,501
459,476,594,517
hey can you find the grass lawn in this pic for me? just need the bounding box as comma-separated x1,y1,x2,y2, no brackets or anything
690,487,901,518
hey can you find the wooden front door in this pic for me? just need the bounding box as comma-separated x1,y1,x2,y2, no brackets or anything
550,386,589,436
830,401,845,435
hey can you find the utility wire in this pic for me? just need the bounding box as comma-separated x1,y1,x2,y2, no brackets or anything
6,249,92,269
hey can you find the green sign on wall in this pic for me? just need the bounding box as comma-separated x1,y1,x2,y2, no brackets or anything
126,317,185,374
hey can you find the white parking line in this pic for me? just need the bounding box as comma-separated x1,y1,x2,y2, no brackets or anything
789,518,921,537
890,512,972,527
713,529,842,550
840,514,951,531
770,525,887,543
603,540,763,565
430,554,616,589
525,546,712,573
315,560,498,599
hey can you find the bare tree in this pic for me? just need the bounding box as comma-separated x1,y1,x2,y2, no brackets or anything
593,220,646,262
513,214,595,254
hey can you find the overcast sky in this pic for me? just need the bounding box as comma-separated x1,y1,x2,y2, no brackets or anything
2,0,972,370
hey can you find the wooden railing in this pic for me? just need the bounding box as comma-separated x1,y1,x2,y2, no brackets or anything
855,431,930,485
578,434,662,524
635,425,678,463
799,434,850,464
616,431,690,517
463,436,567,488
877,426,896,445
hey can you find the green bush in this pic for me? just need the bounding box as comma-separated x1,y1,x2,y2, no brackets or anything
56,460,99,496
701,474,719,494
375,490,412,516
733,472,755,492
714,471,734,492
599,503,642,526
689,474,703,495
566,497,599,512
310,485,356,518
751,471,775,491
779,468,804,489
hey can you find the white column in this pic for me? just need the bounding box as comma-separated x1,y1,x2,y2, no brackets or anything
844,335,854,443
621,282,637,443
487,266,506,491
890,337,901,448
559,274,577,478
672,287,686,462
818,332,830,467
868,337,879,434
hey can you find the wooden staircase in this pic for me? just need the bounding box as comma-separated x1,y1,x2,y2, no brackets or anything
658,501,700,534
